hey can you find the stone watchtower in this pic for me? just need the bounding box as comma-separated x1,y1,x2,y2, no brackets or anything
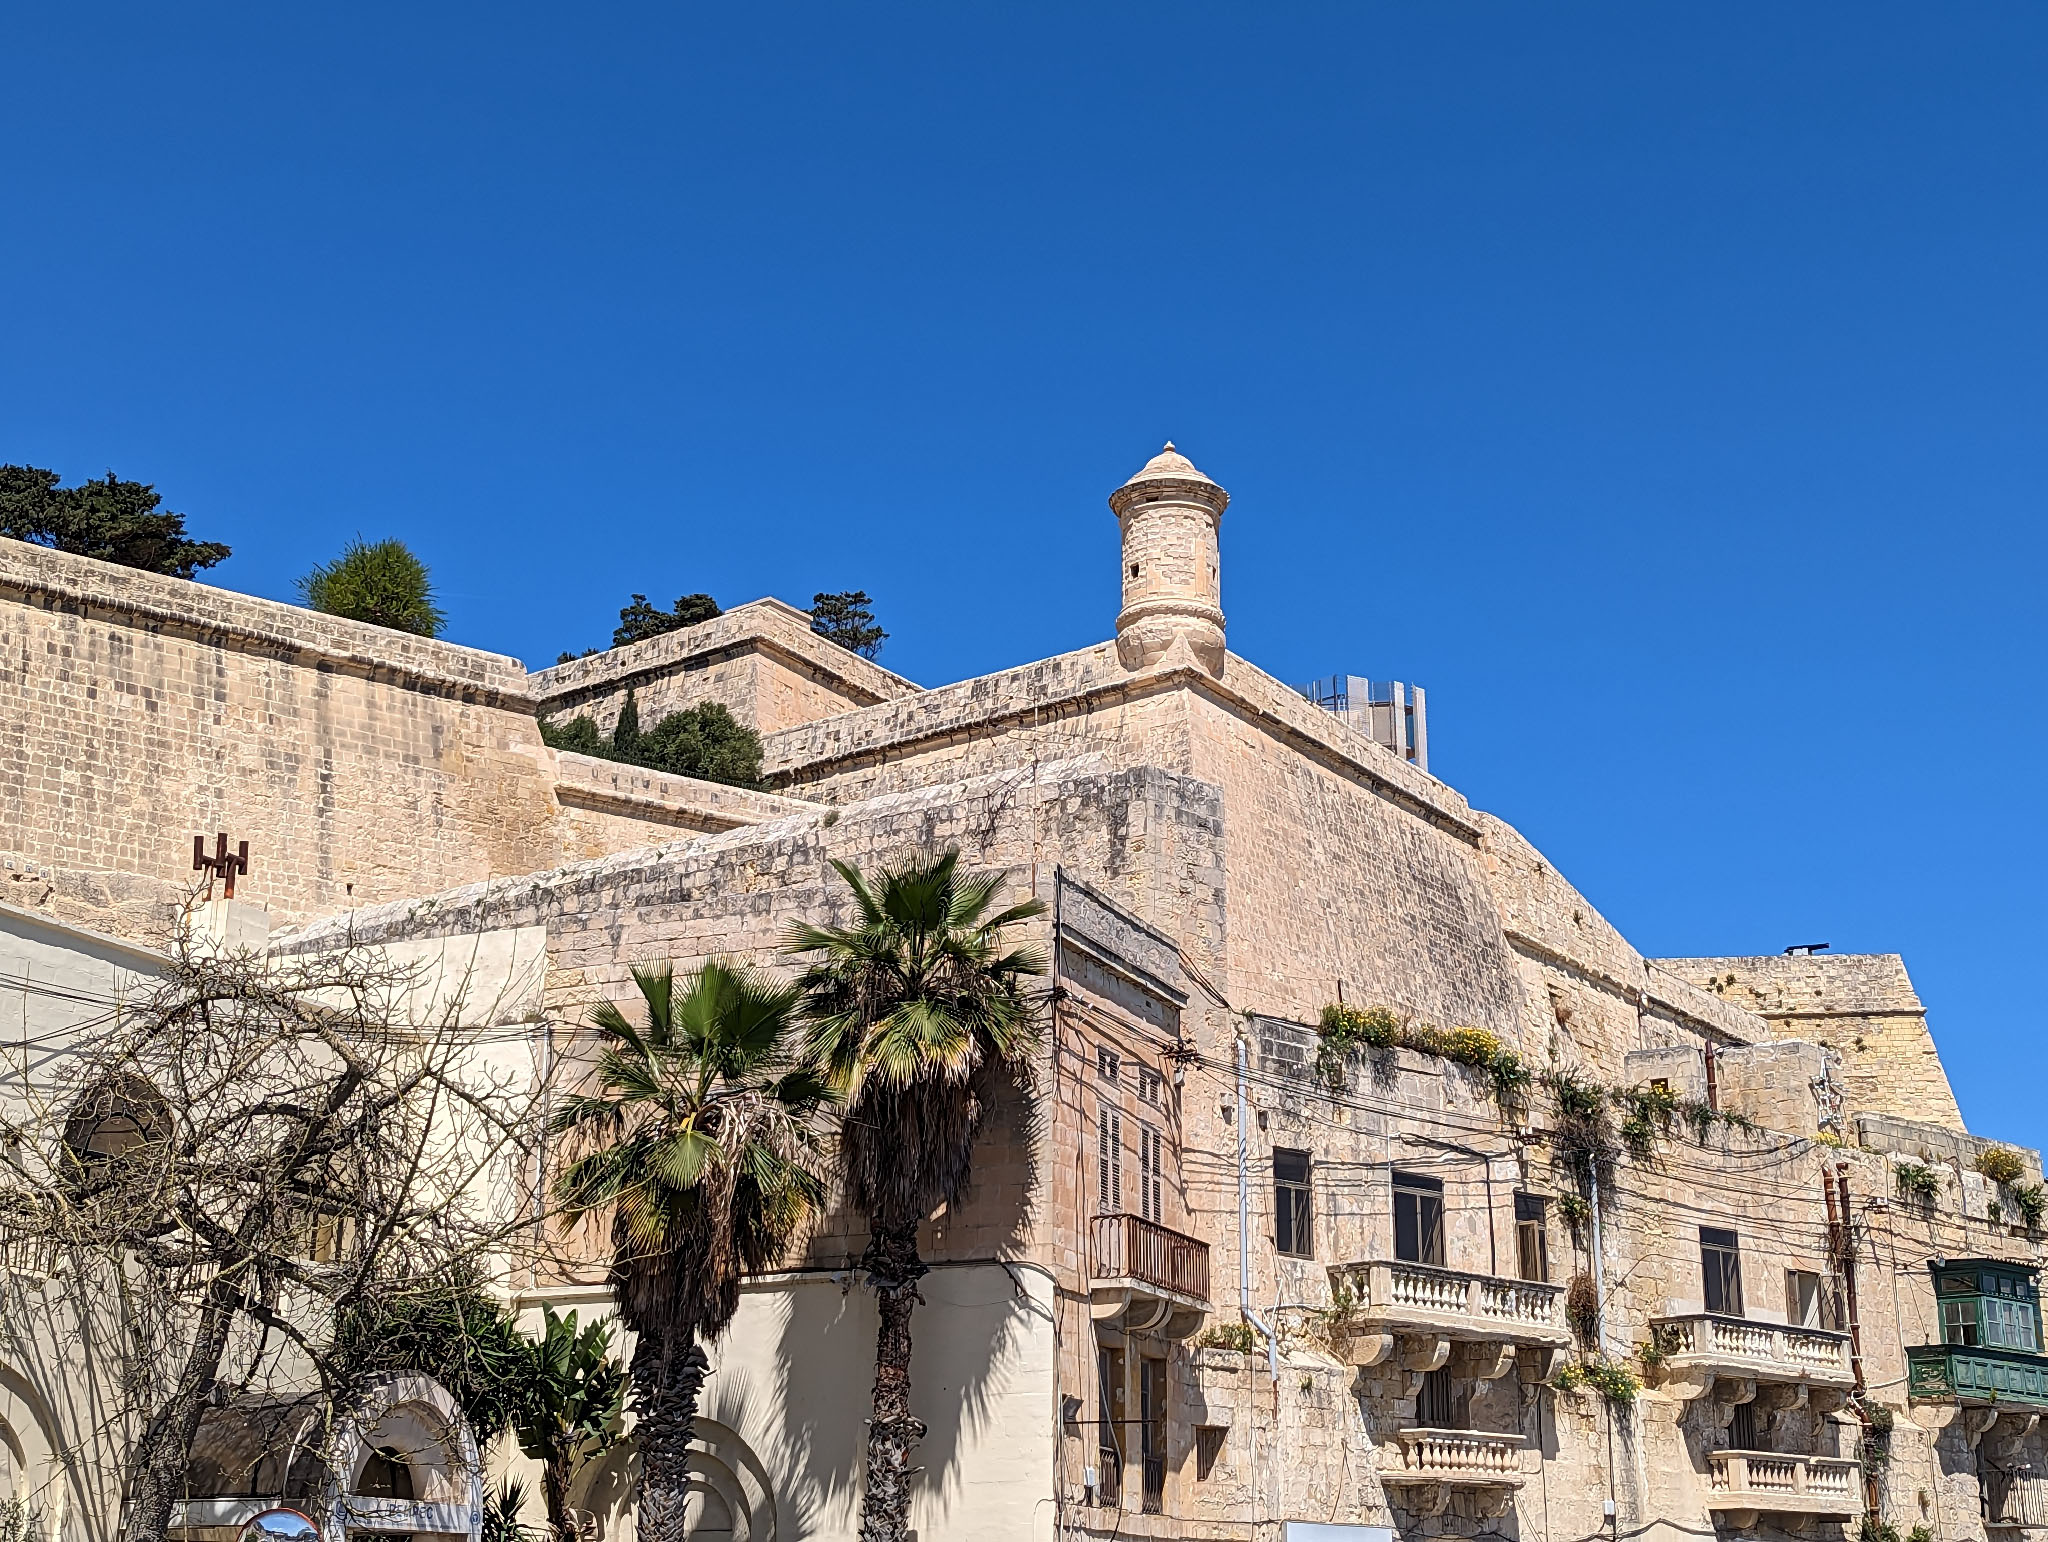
1109,443,1230,675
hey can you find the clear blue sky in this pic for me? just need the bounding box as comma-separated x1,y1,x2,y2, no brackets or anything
5,6,2043,1143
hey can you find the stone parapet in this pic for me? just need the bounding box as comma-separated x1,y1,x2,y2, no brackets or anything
1659,951,1923,1017
532,597,919,736
550,750,822,832
0,536,533,706
763,640,1480,840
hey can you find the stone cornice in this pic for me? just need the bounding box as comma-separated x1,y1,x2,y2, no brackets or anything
1108,474,1229,519
530,596,920,712
0,536,535,709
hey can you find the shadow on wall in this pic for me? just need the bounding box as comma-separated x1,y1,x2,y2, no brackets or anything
765,1064,1048,1535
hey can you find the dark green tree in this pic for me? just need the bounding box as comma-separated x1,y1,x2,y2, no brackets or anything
538,696,763,789
329,1280,531,1443
0,465,230,578
614,593,721,648
634,702,762,785
299,537,446,637
612,691,642,755
553,961,832,1542
786,851,1046,1542
810,590,887,660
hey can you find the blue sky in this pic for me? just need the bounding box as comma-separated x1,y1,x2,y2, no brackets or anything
5,5,2043,1142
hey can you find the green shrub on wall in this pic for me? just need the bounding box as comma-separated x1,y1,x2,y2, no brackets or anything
1314,1005,1530,1111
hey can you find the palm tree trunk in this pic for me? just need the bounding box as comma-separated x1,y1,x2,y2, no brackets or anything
632,1331,711,1542
857,1221,928,1542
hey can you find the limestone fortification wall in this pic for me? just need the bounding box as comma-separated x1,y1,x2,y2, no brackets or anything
0,537,570,924
0,540,837,933
1662,952,1964,1130
531,597,919,738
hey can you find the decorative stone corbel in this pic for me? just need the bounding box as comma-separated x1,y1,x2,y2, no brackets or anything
1908,1402,1963,1433
1347,1331,1396,1369
1808,1387,1848,1418
1753,1383,1809,1443
1391,1483,1451,1520
1963,1407,2002,1449
1694,1375,1757,1439
1397,1334,1451,1397
1984,1410,2040,1461
1475,1489,1516,1520
1722,1509,1761,1532
1519,1344,1568,1384
1453,1341,1519,1382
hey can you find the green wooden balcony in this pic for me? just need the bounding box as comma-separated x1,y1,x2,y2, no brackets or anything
1906,1343,2048,1407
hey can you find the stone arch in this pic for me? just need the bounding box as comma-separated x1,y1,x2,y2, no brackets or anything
570,1419,775,1542
0,1360,66,1527
321,1376,481,1542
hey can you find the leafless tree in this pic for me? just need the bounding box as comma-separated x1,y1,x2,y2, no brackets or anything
0,908,549,1542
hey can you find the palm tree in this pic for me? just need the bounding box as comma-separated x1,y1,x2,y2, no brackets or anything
552,961,832,1542
786,849,1046,1542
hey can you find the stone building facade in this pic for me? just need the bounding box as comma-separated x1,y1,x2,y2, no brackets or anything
0,444,2038,1542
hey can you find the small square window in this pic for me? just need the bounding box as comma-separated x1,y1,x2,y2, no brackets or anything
1138,1067,1162,1106
1098,1047,1121,1085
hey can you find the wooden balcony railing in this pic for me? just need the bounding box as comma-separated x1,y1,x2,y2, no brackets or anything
1093,1213,1210,1304
1906,1344,2048,1407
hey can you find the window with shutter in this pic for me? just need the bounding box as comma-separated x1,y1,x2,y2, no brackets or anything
1138,1122,1164,1223
1099,1107,1123,1212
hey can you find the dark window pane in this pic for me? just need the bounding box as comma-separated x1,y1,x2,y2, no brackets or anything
1730,1400,1759,1452
1419,1193,1445,1266
1394,1173,1444,1266
1276,1149,1314,1257
1417,1366,1456,1427
1141,1358,1166,1513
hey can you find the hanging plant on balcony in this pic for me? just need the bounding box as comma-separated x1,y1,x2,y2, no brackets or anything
1565,1271,1601,1346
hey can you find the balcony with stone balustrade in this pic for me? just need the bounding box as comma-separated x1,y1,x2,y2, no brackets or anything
1703,1450,1862,1526
1380,1429,1528,1519
1326,1260,1572,1378
1649,1313,1857,1404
